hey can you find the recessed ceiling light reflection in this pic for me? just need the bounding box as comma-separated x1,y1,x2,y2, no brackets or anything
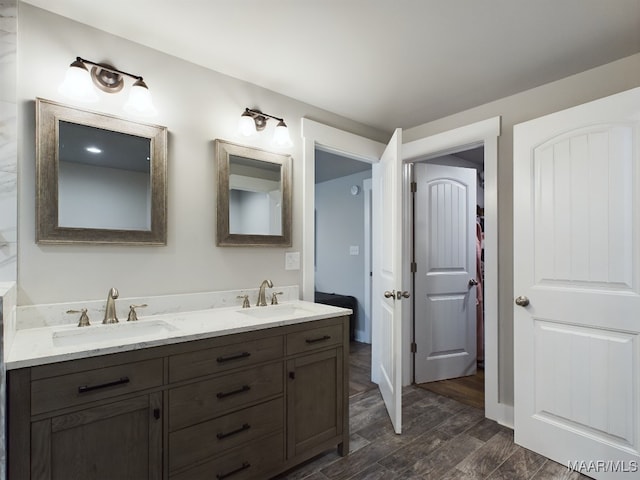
85,146,102,154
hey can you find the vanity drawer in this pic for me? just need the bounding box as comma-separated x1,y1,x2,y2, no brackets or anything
31,358,163,416
169,361,283,431
169,335,283,383
169,397,283,473
170,432,284,480
286,323,343,356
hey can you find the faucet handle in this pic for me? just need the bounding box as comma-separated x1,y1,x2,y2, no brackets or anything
271,292,284,305
67,308,90,327
127,304,148,322
237,295,250,308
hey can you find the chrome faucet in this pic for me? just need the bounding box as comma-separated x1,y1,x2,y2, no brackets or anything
103,287,119,324
256,279,273,307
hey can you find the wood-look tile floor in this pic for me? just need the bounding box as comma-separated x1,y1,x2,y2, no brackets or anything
277,343,591,480
417,368,485,410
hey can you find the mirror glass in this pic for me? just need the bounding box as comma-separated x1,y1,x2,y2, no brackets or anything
58,121,152,230
229,155,282,235
36,98,167,245
216,139,291,247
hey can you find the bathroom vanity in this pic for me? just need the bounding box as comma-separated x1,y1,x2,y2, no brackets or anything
6,301,350,480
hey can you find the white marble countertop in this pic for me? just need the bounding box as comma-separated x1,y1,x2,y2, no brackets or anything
6,300,352,370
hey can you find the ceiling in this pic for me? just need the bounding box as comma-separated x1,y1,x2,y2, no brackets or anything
23,1,640,134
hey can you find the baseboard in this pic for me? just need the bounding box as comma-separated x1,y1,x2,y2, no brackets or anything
354,329,369,343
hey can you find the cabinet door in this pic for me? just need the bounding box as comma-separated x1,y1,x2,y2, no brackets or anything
286,348,343,458
31,392,162,480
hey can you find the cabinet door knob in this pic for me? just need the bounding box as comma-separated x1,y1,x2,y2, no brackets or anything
289,371,296,380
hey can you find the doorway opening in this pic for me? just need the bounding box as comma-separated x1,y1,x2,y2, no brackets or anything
303,115,502,427
411,146,485,410
313,147,377,397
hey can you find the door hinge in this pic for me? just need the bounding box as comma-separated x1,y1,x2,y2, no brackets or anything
411,342,417,353
411,262,417,273
411,181,417,193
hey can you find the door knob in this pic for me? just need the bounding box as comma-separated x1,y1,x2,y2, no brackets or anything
515,296,530,307
468,278,478,287
384,290,396,298
398,291,411,299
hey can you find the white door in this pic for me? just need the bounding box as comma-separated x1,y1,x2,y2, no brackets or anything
372,128,406,434
514,87,640,479
414,164,478,384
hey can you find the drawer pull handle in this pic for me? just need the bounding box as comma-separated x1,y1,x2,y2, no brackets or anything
305,335,331,344
78,376,130,394
216,423,251,440
216,385,251,399
216,461,251,479
216,351,251,363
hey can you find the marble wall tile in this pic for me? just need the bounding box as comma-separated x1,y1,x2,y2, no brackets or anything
0,1,16,104
0,0,17,293
0,171,17,240
1,1,17,477
0,101,17,173
0,242,16,285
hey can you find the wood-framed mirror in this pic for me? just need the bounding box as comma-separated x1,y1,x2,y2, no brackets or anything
215,139,292,247
36,98,168,245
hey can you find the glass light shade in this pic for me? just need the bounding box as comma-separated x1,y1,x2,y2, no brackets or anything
272,120,293,148
238,112,257,137
58,60,99,103
124,79,158,117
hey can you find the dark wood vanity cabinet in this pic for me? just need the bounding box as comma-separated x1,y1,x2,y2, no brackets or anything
32,393,163,480
286,322,345,460
7,315,349,480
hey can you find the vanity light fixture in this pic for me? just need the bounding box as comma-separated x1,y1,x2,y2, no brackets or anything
238,107,293,148
58,56,158,117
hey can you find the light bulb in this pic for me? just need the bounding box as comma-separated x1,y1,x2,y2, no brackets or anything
272,120,293,148
238,111,257,137
58,59,99,103
124,79,157,117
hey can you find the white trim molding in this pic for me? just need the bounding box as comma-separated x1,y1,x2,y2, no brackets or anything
403,116,508,426
300,118,384,301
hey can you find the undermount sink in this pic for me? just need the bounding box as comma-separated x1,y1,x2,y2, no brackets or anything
52,319,179,347
239,304,314,319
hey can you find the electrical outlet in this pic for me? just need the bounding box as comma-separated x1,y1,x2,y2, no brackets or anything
285,251,300,270
350,245,359,255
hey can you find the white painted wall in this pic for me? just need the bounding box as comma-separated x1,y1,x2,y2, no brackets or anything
405,52,640,407
315,169,371,341
16,4,385,306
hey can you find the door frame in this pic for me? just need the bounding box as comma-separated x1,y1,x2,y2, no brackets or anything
301,117,508,427
363,177,372,343
301,119,385,303
403,116,506,424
